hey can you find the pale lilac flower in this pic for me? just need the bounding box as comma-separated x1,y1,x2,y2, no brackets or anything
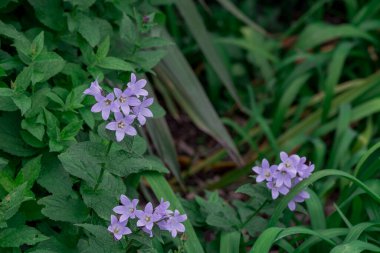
84,79,103,100
113,195,139,222
107,215,132,240
135,203,160,231
278,152,299,176
113,88,141,115
106,112,137,141
288,191,310,211
252,159,276,182
127,73,148,97
297,162,314,179
266,181,289,199
133,98,154,125
161,210,187,238
91,93,119,120
154,198,170,217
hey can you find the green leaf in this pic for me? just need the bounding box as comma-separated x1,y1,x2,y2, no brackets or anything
21,118,45,141
106,151,168,177
78,15,100,47
97,57,135,72
96,36,110,59
0,183,32,223
331,240,380,253
31,52,66,84
0,112,36,157
31,31,44,60
38,154,73,196
38,193,89,223
0,226,48,247
305,190,326,230
80,172,125,220
14,66,32,91
220,231,241,253
0,157,8,170
27,0,66,31
12,92,31,115
296,23,376,50
59,142,106,187
144,172,205,253
174,1,242,108
15,155,42,189
249,227,283,253
156,35,241,163
60,120,83,141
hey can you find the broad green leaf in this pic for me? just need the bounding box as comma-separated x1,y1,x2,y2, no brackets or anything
38,154,73,196
0,226,48,247
144,172,205,253
60,120,83,141
106,151,168,177
15,155,42,189
31,31,44,60
21,118,45,141
97,57,134,72
96,36,110,59
78,15,100,47
12,92,31,115
59,141,106,187
27,0,66,31
0,112,36,157
38,193,89,223
0,183,32,223
31,52,66,84
14,66,33,91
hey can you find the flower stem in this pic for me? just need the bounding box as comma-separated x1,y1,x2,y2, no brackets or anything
240,199,269,229
94,141,113,191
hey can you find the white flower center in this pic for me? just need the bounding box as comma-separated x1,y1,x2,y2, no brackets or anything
129,208,134,213
117,121,125,129
145,216,151,222
119,96,126,103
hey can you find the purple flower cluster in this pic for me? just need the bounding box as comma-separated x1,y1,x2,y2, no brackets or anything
84,73,154,142
108,195,187,240
252,152,314,211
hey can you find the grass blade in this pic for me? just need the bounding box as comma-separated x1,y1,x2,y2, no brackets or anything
306,189,327,230
175,0,243,109
220,231,241,253
156,36,242,164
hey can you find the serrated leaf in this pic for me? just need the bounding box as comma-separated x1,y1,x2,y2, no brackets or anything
12,92,31,115
27,0,65,31
15,155,42,189
38,154,73,196
106,151,168,177
31,52,65,84
38,193,89,223
96,36,110,59
0,226,48,247
59,141,106,187
0,183,32,223
78,16,100,47
0,112,36,157
31,31,44,60
60,120,83,141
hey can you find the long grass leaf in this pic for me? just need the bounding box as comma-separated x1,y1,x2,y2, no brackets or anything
220,231,241,253
175,0,243,109
156,37,242,163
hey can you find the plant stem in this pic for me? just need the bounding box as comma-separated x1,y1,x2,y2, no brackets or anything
240,199,269,229
94,141,113,191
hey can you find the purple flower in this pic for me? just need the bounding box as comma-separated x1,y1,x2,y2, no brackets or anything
106,112,137,141
107,215,132,240
113,88,141,115
113,195,139,222
154,198,170,217
84,79,103,100
127,73,148,97
297,161,314,179
266,181,289,199
252,159,276,182
135,202,160,231
91,93,119,120
288,190,310,211
160,210,187,238
133,98,154,125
